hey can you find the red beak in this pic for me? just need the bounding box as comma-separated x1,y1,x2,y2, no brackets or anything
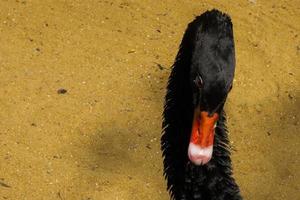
188,108,219,165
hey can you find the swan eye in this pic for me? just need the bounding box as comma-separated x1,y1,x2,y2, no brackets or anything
194,75,203,88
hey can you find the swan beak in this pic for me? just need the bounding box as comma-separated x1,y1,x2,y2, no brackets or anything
188,110,219,165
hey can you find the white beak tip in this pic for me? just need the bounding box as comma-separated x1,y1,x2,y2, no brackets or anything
188,143,213,165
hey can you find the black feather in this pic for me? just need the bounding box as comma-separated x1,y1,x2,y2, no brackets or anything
161,9,242,200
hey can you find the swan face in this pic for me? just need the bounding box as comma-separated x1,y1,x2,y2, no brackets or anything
188,74,233,165
188,36,235,166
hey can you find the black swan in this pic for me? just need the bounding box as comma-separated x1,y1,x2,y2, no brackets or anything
161,9,242,200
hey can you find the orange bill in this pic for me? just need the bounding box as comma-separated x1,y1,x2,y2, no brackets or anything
190,109,219,147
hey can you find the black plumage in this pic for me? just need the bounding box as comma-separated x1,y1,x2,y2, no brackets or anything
161,9,242,200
